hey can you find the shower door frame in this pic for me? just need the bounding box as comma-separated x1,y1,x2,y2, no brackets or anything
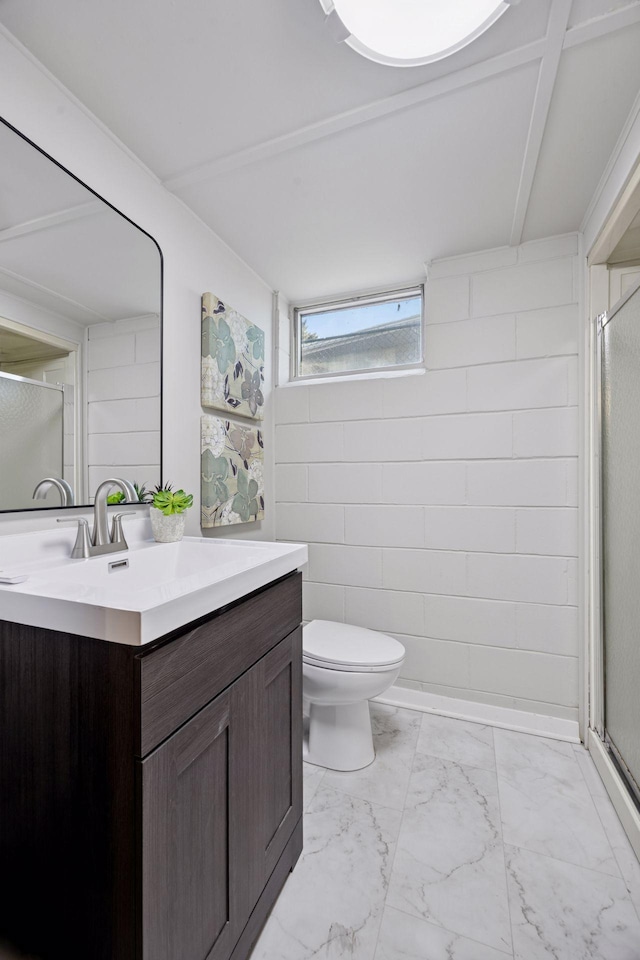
589,274,640,861
583,147,640,862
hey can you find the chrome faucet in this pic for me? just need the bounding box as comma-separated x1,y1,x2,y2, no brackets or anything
92,478,138,546
33,477,75,507
58,478,138,558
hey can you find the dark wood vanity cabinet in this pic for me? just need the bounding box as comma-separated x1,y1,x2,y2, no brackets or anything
0,572,303,960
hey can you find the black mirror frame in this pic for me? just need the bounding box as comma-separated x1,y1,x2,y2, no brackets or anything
0,115,164,514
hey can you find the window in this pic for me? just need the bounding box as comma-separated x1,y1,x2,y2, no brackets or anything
292,286,424,380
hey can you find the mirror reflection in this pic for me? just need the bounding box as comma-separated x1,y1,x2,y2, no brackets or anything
0,118,162,512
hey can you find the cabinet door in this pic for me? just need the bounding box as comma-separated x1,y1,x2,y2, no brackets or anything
248,626,303,890
138,627,303,960
139,691,241,960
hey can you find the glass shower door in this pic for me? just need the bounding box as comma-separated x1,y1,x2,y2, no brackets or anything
0,372,64,511
601,278,640,803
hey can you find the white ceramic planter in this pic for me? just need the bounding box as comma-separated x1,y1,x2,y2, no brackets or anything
149,506,187,543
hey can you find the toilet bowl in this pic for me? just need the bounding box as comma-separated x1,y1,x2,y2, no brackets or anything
302,620,405,771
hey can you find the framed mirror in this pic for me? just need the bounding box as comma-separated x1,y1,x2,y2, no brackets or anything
0,117,162,512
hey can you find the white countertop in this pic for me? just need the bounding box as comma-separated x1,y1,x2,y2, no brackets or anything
0,519,307,645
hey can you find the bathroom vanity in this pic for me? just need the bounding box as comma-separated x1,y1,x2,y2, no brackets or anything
0,530,306,960
0,109,308,960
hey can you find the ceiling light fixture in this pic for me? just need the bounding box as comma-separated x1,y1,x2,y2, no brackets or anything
320,0,521,67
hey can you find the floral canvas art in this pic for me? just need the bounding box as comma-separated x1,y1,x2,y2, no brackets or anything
201,293,265,421
201,415,264,527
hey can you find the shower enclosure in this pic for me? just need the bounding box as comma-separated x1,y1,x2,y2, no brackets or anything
597,277,640,812
0,371,65,511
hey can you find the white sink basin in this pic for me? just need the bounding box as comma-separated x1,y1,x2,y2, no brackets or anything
0,522,307,645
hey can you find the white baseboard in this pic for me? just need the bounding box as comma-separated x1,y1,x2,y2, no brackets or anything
374,684,580,742
588,729,640,862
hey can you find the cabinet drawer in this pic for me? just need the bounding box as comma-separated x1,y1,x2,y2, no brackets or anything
135,573,302,756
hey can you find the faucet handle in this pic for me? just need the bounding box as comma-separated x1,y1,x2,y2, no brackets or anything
57,517,92,559
111,512,135,546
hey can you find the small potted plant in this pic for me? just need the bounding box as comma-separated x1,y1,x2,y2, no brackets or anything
149,483,194,543
107,481,151,505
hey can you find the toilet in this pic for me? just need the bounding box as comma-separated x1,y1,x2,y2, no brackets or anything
302,620,405,772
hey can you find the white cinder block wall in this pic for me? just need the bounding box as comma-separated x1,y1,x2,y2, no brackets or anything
87,315,161,493
275,235,581,724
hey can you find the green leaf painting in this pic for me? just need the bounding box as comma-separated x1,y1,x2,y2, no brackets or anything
246,326,265,360
201,449,229,507
232,468,259,523
201,292,265,421
209,316,236,374
201,415,264,528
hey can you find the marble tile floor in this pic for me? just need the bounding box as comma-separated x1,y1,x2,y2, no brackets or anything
252,704,640,960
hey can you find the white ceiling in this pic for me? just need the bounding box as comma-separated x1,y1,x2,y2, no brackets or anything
1,0,640,301
521,23,640,241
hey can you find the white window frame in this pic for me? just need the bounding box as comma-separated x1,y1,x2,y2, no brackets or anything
291,283,425,382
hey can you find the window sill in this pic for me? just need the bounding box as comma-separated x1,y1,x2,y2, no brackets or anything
280,365,426,388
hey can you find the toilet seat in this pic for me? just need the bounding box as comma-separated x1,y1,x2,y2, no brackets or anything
303,619,405,673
